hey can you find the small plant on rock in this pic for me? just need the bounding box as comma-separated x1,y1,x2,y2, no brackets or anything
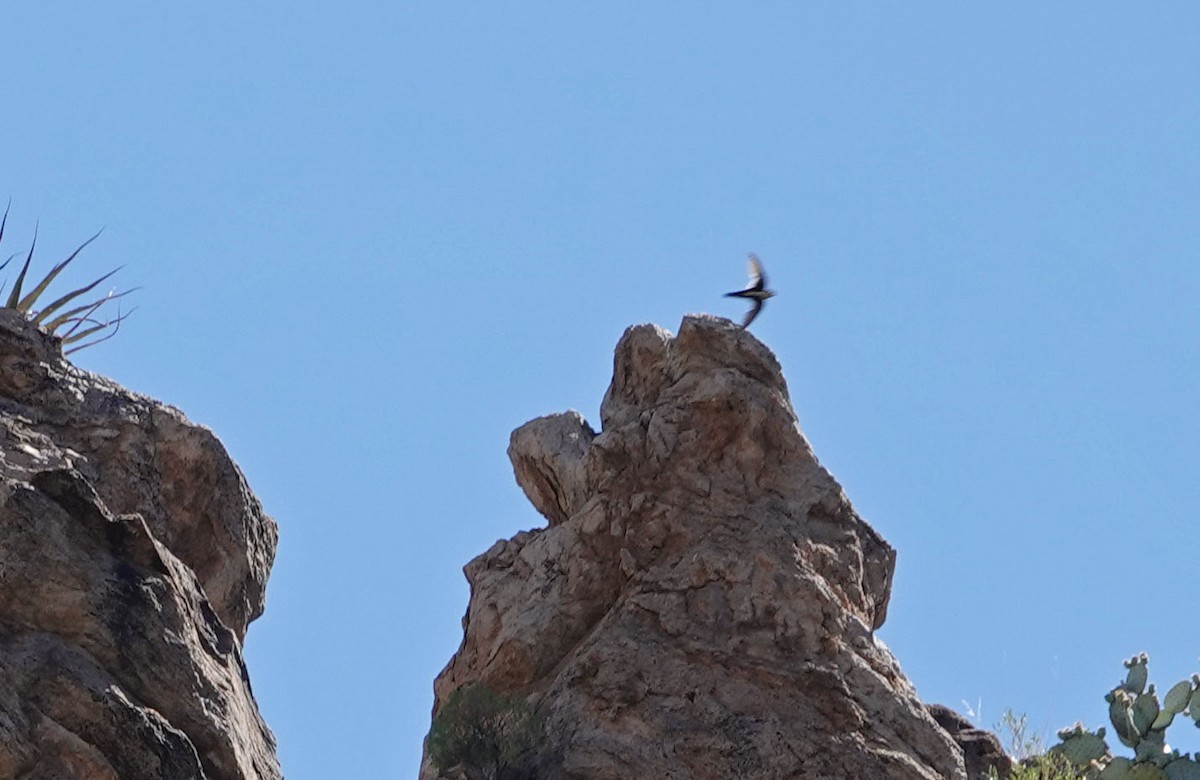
427,681,543,780
990,751,1078,780
999,708,1049,762
987,709,1077,780
0,203,134,354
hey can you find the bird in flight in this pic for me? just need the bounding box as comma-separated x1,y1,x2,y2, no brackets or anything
724,253,776,328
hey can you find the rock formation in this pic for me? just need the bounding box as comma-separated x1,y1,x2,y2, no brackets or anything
424,315,1006,780
0,310,280,779
928,705,1011,780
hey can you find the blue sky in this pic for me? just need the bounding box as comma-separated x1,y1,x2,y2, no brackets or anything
5,4,1199,776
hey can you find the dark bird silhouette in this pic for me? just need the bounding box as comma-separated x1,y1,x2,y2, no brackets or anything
724,253,776,328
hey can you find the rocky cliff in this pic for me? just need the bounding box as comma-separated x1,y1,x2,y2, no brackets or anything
0,310,280,779
423,315,1006,780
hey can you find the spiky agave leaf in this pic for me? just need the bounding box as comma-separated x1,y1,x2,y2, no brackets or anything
6,223,38,309
0,252,23,300
58,296,115,339
30,264,123,327
16,230,103,314
62,306,135,355
0,201,11,270
61,318,113,346
55,290,133,341
0,248,19,293
41,287,137,333
0,209,135,354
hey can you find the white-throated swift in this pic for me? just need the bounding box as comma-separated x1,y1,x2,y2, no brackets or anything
724,253,776,328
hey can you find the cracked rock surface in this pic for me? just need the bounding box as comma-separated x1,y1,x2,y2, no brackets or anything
0,310,280,780
423,315,971,780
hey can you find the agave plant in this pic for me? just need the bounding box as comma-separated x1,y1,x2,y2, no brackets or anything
0,203,135,354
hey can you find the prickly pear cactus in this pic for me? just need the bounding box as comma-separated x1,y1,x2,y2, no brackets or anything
1055,722,1108,765
1050,655,1200,780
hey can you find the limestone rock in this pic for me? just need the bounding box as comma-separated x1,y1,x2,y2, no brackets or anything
423,315,972,779
0,310,280,779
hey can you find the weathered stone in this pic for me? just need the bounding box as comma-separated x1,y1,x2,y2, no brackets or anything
0,310,279,779
0,309,274,640
507,411,595,527
928,704,1013,780
423,315,970,779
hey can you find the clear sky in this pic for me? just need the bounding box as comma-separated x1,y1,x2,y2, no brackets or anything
4,4,1199,777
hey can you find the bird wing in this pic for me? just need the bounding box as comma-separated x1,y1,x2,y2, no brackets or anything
746,253,766,291
741,298,764,328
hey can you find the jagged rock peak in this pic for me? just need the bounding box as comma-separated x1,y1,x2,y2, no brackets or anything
425,315,983,779
0,310,280,779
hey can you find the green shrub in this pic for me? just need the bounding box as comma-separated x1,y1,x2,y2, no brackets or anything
990,751,1079,780
988,709,1080,779
427,682,543,780
998,708,1049,762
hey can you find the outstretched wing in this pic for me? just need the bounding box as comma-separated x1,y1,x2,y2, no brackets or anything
741,298,764,328
746,253,766,291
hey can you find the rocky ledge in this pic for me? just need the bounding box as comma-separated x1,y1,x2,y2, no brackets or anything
0,310,280,779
